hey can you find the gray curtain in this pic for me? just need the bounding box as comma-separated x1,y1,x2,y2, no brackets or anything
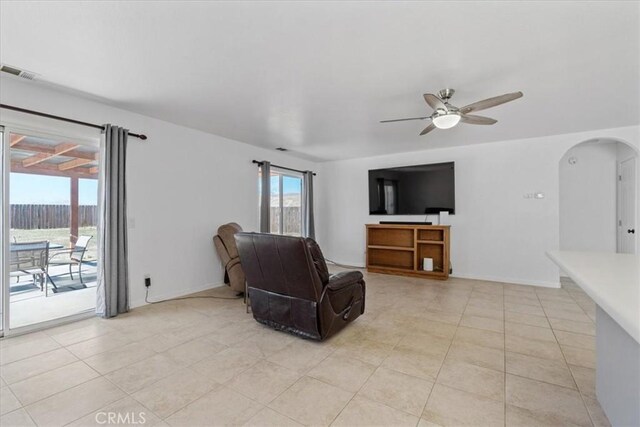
303,170,315,239
96,125,129,318
259,161,271,233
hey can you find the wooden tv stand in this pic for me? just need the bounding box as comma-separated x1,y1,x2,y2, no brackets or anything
366,224,450,280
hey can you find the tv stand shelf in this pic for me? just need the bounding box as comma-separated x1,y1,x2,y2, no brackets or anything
367,245,415,251
366,224,450,280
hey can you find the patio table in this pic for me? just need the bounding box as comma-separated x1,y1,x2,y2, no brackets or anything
10,243,68,296
10,242,64,252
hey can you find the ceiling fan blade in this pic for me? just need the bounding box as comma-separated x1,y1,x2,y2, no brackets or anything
380,116,430,123
459,91,523,114
419,123,436,136
460,114,497,125
423,94,446,110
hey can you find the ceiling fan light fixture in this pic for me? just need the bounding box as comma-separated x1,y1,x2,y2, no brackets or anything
380,88,522,136
432,112,461,129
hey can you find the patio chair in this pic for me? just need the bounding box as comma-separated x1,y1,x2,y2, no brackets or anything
48,235,93,291
9,241,52,292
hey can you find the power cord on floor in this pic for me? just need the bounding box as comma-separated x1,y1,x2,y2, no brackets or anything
143,259,363,305
325,259,365,270
144,286,242,304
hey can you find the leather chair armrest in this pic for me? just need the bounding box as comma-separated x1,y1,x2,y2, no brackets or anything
226,256,241,269
327,270,363,291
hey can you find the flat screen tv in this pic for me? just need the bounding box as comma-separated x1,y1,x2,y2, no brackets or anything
369,162,455,215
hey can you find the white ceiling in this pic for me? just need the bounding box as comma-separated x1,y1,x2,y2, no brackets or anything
1,1,638,161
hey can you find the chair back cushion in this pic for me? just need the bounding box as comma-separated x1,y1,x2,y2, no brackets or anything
305,238,330,285
217,223,243,259
236,232,365,341
235,232,323,301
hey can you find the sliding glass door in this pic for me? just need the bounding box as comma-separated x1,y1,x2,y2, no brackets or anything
1,126,6,335
1,126,100,334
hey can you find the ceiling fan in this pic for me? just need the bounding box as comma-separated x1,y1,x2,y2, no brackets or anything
381,89,523,135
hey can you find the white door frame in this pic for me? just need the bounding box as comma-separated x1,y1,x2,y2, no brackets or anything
0,123,99,337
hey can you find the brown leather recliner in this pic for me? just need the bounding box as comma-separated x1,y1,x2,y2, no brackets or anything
213,223,246,294
235,232,365,340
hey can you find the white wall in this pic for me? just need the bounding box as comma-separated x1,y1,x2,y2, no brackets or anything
2,77,638,298
0,77,317,307
316,127,639,287
559,141,618,252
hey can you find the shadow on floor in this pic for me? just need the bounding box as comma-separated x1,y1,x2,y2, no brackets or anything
10,261,98,295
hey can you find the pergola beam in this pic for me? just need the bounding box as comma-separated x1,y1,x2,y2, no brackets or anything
11,160,98,179
10,135,99,179
10,135,26,147
70,177,79,245
12,141,99,162
58,158,94,171
22,142,80,168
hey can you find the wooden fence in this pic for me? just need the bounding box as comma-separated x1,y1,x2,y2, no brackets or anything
271,206,302,234
12,205,298,231
10,205,98,229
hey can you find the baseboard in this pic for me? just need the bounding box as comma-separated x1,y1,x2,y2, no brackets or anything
329,257,560,288
130,281,226,308
449,273,560,288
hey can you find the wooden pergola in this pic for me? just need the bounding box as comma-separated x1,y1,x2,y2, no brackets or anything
9,133,99,246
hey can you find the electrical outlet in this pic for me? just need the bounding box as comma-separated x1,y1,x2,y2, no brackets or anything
144,275,151,288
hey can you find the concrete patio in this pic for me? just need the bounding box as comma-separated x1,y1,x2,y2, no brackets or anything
9,262,97,329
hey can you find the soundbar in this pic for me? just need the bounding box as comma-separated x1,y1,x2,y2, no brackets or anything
379,221,432,225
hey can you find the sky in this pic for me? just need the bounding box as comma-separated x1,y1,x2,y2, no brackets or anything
272,175,303,194
11,173,298,205
10,173,98,205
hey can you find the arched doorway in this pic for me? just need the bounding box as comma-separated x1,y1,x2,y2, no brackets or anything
559,138,638,254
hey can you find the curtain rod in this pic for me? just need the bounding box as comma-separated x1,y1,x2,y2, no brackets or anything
252,160,316,176
0,104,148,140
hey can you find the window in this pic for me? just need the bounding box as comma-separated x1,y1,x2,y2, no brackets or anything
260,168,303,236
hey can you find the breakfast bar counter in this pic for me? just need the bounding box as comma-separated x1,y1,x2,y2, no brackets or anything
547,251,640,427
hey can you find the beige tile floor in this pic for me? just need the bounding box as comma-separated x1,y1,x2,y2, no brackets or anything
0,271,610,427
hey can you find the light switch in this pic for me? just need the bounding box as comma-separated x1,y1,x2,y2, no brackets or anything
523,192,545,199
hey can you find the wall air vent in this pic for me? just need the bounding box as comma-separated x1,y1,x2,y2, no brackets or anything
275,147,288,151
1,64,39,80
